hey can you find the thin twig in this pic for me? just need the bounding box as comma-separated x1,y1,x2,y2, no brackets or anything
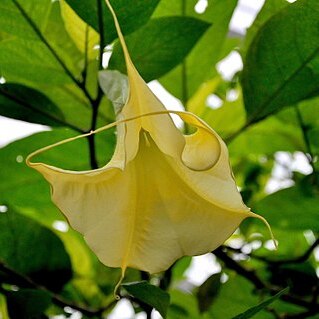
86,0,107,169
181,0,191,135
224,121,251,144
214,247,265,289
224,238,319,265
295,104,317,178
283,309,319,319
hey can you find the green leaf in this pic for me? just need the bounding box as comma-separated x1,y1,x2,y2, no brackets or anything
0,0,82,85
228,111,304,156
0,38,71,85
122,281,170,318
156,0,238,99
0,294,9,319
60,0,99,61
242,0,319,123
255,183,319,231
64,0,160,44
0,0,52,39
0,83,65,126
196,273,221,313
232,288,288,319
42,0,83,77
0,208,72,292
201,93,246,140
6,289,51,319
168,290,201,319
242,0,288,57
109,17,210,82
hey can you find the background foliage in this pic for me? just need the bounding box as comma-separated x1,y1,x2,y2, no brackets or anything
0,0,318,318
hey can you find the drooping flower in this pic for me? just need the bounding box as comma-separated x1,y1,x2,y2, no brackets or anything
27,0,274,288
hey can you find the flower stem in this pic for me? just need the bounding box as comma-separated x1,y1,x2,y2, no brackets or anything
295,104,317,178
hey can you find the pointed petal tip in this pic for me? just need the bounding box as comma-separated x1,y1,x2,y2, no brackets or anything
114,267,126,300
248,211,278,249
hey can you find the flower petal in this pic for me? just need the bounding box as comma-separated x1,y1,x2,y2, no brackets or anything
27,129,251,274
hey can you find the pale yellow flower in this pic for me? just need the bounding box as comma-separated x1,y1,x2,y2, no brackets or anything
27,0,274,290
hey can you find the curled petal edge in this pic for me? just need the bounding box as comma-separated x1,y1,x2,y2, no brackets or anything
27,111,221,173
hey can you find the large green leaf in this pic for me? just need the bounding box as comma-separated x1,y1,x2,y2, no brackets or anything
255,183,319,231
168,290,201,319
0,83,65,126
0,1,83,86
0,38,70,85
5,289,51,319
242,0,288,57
122,281,170,318
242,0,319,123
0,0,52,39
109,17,210,82
64,0,160,44
0,209,72,292
228,111,304,156
156,0,238,99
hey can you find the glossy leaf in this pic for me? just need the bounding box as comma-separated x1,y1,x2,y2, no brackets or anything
0,0,52,39
64,0,160,44
228,112,304,156
60,0,99,60
0,39,71,85
0,0,82,85
122,281,170,318
109,17,210,81
156,0,238,99
242,0,319,122
0,209,72,292
242,0,288,57
0,83,65,126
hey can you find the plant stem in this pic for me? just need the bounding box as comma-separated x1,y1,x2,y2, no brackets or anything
86,0,107,170
248,238,318,265
181,0,191,135
181,0,188,109
295,104,317,177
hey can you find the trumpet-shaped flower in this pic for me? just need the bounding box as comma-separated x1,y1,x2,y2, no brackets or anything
27,0,274,285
